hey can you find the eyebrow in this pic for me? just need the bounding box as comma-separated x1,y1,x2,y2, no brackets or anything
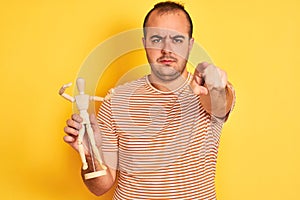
150,35,163,39
149,35,186,40
170,35,186,40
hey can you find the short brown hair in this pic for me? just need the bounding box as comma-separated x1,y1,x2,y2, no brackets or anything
143,1,193,38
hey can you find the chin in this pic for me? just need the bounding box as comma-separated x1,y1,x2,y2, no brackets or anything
157,71,181,82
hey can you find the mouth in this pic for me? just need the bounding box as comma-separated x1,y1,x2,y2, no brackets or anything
158,57,177,65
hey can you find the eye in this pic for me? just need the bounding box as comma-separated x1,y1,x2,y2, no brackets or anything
151,38,162,43
173,38,183,43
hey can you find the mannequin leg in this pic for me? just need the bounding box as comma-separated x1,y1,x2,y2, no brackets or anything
86,124,107,170
78,125,88,170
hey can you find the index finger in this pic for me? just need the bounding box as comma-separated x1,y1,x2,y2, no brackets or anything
195,62,209,74
193,62,210,86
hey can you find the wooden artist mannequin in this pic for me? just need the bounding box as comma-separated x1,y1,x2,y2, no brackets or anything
59,77,107,179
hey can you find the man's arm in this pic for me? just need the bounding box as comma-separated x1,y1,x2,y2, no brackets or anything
64,114,117,196
190,62,235,119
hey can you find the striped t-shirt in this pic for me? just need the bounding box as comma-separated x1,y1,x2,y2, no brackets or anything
97,74,232,200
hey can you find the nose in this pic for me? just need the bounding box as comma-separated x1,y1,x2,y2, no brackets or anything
161,39,172,54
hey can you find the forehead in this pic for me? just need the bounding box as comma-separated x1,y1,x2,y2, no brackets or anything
145,10,190,36
144,27,188,37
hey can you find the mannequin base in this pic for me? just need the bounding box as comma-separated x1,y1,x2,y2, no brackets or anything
84,170,107,180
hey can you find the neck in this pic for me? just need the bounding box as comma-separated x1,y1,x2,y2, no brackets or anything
148,70,189,92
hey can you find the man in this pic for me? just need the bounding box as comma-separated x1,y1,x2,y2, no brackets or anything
63,1,235,199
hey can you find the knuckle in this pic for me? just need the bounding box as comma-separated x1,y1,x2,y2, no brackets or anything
63,126,68,133
71,114,78,120
64,126,73,134
66,119,71,125
66,118,81,130
64,126,78,136
63,135,70,143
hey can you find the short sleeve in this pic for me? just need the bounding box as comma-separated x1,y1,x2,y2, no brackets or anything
97,97,118,152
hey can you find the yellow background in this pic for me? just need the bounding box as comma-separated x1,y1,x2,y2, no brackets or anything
1,0,299,199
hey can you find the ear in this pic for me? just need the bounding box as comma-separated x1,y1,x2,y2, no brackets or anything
188,37,194,53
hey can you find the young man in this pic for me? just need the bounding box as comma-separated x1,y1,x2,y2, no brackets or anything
63,1,235,199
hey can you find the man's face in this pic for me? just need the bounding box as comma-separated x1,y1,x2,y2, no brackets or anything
143,10,194,82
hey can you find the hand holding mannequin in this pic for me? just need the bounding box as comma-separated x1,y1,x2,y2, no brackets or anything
59,78,107,179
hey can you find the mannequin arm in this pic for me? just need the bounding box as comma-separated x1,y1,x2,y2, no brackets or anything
90,96,104,102
59,82,75,102
61,93,75,102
